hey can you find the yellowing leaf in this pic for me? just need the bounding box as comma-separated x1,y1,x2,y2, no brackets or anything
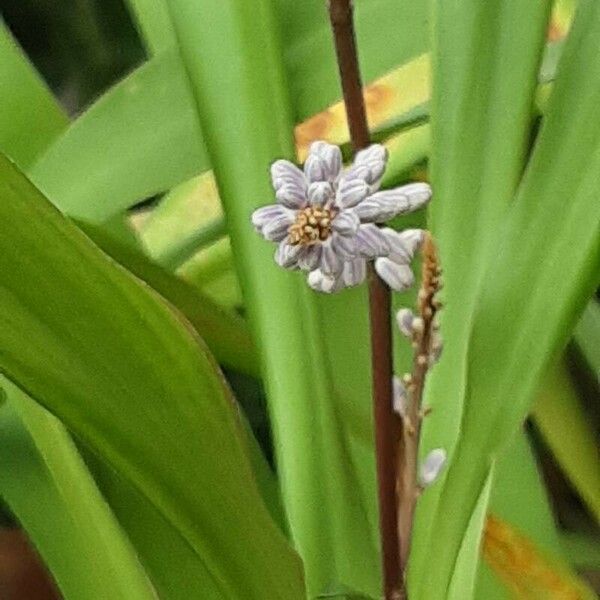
483,515,596,600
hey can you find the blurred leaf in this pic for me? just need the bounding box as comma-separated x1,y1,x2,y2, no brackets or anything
123,0,175,54
447,471,494,600
573,300,600,376
140,173,225,269
277,0,429,120
560,532,600,570
0,153,305,599
0,23,68,167
532,359,600,522
177,238,243,311
483,515,596,599
476,432,567,600
0,382,155,600
29,48,206,222
417,1,600,596
77,219,259,377
411,0,553,593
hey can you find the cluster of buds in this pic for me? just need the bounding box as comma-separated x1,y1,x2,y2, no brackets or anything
393,232,446,489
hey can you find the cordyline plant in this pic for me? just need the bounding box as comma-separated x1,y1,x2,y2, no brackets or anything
0,0,598,599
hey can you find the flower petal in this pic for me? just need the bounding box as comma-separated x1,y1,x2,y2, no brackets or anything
355,183,431,222
354,143,388,167
332,210,360,237
382,228,424,263
307,181,334,206
335,177,369,208
304,141,342,183
297,245,322,271
341,257,367,287
352,143,388,187
307,269,340,294
271,159,306,191
261,209,295,241
355,224,390,259
331,231,357,259
319,241,343,275
274,241,304,269
252,205,294,238
275,184,307,209
375,257,415,292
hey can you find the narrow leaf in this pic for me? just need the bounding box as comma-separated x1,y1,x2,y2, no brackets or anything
0,382,156,600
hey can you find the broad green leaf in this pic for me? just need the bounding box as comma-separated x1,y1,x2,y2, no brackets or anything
0,381,155,600
411,0,554,592
416,1,600,596
164,1,382,595
0,153,305,599
532,359,600,522
78,408,287,600
77,219,259,377
29,48,206,223
0,23,68,167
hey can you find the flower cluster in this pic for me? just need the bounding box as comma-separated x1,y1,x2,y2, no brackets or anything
252,141,431,293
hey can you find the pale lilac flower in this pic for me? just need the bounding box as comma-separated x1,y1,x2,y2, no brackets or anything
419,448,447,487
252,141,431,282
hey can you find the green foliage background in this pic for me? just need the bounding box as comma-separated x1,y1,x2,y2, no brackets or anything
0,0,597,599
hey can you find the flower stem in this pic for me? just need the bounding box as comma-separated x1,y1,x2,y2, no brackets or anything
327,2,402,598
396,234,442,569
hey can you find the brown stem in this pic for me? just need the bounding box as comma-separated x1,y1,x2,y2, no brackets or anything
327,1,402,598
396,233,442,569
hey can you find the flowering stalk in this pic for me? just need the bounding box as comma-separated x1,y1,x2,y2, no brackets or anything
327,1,402,599
396,233,443,572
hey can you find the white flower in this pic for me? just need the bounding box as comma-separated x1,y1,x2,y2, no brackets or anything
308,228,424,294
252,141,431,281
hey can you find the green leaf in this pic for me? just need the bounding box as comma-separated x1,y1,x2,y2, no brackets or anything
0,153,305,599
411,0,553,592
123,0,175,54
574,300,600,375
0,23,68,167
164,1,382,595
532,359,600,522
77,219,259,377
275,0,430,120
448,470,494,600
177,238,243,311
0,381,155,600
139,173,226,269
415,0,600,596
29,48,206,223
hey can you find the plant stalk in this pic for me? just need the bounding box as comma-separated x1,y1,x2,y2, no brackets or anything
327,1,403,598
397,234,441,570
